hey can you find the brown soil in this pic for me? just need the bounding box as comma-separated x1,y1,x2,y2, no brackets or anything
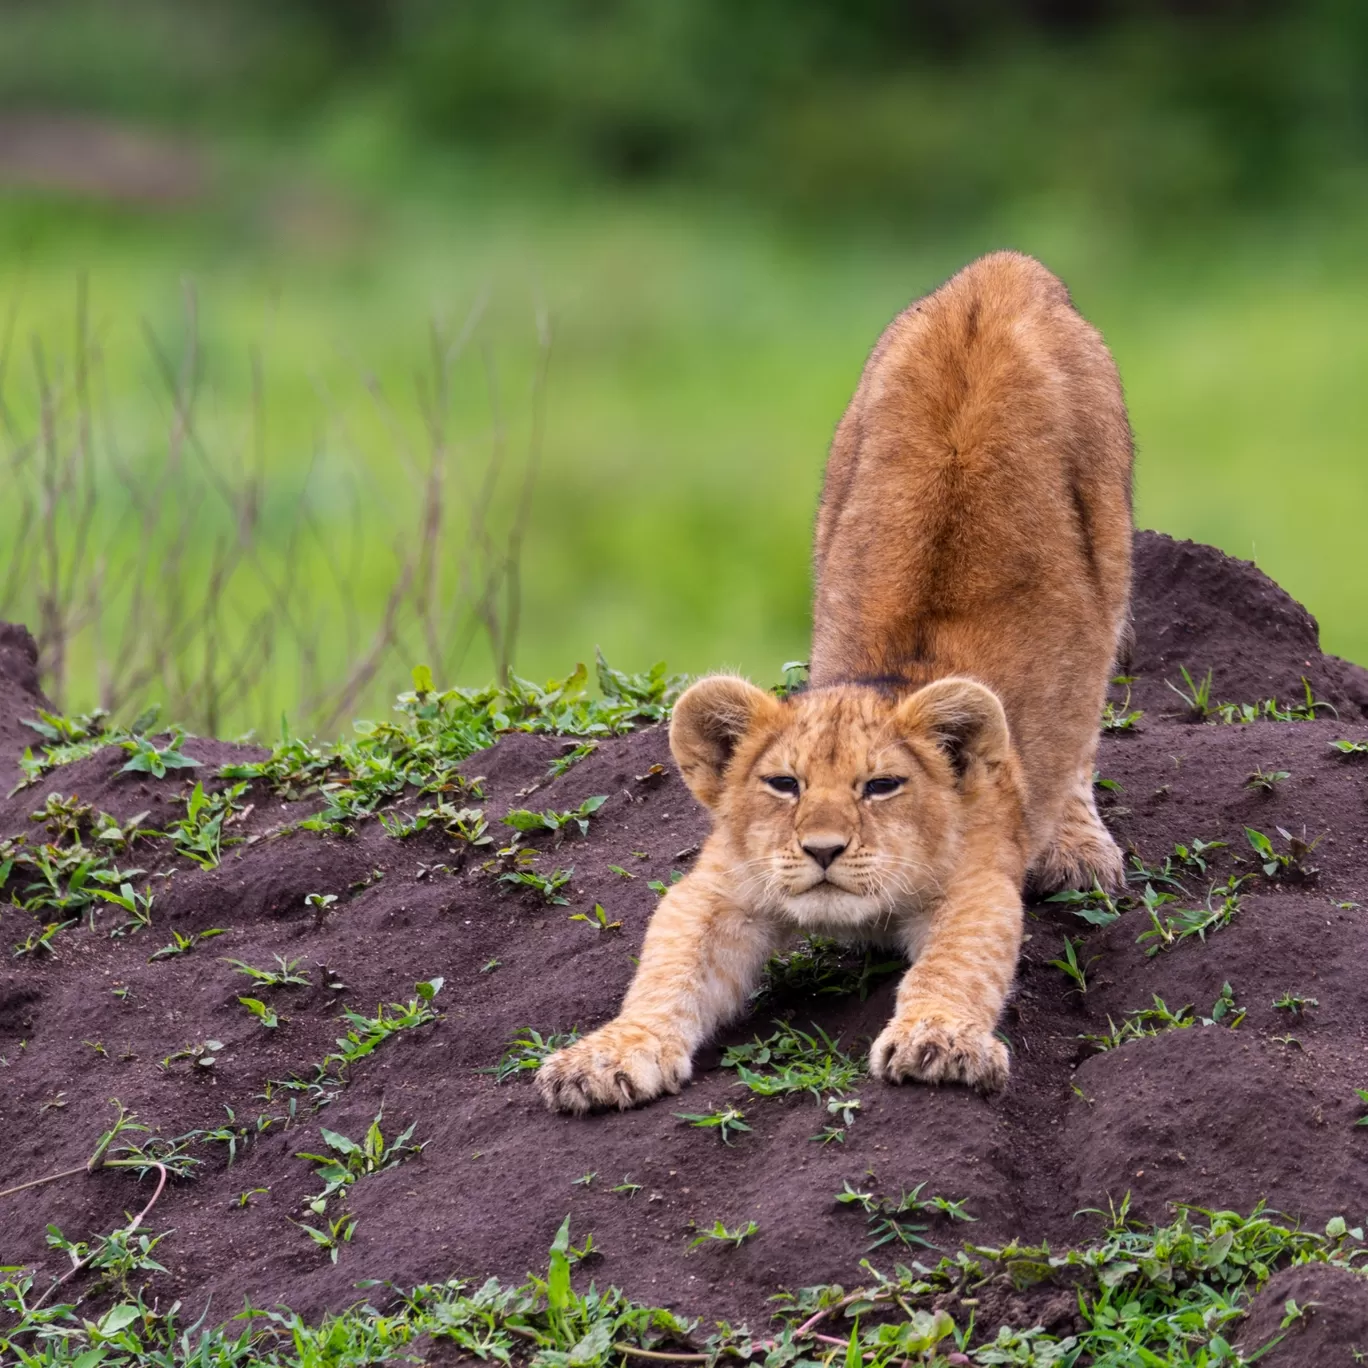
2,530,1368,1351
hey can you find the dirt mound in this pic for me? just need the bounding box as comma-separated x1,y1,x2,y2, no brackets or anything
0,624,49,797
1235,1263,1368,1365
1127,530,1368,718
3,534,1368,1359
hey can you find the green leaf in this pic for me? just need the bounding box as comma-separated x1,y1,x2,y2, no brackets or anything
97,1303,141,1334
412,664,436,696
547,1214,573,1314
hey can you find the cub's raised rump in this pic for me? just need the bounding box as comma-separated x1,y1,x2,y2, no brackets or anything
539,252,1133,1113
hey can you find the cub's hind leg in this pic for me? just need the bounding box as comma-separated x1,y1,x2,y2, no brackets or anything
1028,764,1123,894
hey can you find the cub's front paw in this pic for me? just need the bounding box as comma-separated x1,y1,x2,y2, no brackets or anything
869,1013,1008,1093
537,1020,691,1115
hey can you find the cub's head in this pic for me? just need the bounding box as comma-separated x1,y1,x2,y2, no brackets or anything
669,675,1021,927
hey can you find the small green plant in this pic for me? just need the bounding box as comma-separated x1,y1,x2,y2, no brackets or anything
610,1179,644,1197
94,880,156,936
1047,883,1122,927
688,1219,759,1251
160,1038,225,1071
1166,665,1214,719
1087,986,1246,1051
1245,767,1291,793
226,954,312,988
502,794,608,837
675,1106,752,1145
758,937,903,1003
1173,837,1227,875
1273,991,1319,1017
290,1211,358,1263
607,863,637,879
647,870,686,896
118,730,201,778
1101,684,1144,733
164,780,249,868
490,1027,582,1082
1136,876,1248,955
296,1109,424,1212
1246,825,1322,880
548,741,599,778
811,1096,863,1144
837,1180,975,1251
1331,738,1368,757
239,996,282,1029
148,927,226,961
569,902,622,932
500,865,575,904
1356,1090,1368,1126
13,919,74,958
721,1022,865,1103
1049,935,1093,994
44,1220,171,1298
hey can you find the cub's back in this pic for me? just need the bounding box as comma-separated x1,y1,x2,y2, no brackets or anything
810,251,1133,850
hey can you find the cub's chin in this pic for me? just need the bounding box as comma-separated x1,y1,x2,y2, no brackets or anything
777,882,898,932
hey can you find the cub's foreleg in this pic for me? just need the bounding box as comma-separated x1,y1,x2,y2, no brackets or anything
869,864,1023,1093
537,859,777,1114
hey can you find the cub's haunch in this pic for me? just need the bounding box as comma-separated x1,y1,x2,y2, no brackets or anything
538,251,1133,1113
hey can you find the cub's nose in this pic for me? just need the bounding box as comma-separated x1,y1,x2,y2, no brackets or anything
802,840,848,870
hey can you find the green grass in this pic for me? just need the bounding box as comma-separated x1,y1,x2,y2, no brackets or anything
7,1201,1364,1365
3,142,1368,736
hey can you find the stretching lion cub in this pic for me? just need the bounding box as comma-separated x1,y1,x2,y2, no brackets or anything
539,251,1132,1112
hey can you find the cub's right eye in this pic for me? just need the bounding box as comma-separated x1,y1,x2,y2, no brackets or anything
762,775,800,797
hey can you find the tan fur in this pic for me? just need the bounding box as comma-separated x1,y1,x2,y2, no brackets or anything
538,252,1133,1112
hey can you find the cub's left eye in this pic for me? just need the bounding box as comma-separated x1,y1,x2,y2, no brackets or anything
863,776,905,799
763,775,800,797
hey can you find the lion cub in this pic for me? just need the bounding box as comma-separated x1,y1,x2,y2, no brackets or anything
539,252,1132,1112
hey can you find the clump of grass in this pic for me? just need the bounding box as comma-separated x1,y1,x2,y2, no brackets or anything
4,1202,1367,1364
499,865,575,904
1245,825,1322,880
489,1027,582,1082
1047,883,1123,927
721,1022,864,1103
1135,877,1248,956
688,1219,759,1252
267,979,444,1099
1245,766,1290,793
147,927,225,961
1330,738,1368,757
238,997,282,1029
218,656,678,836
756,936,903,1003
675,1106,752,1145
1049,936,1094,995
1101,681,1143,733
296,1110,425,1213
1166,669,1334,724
569,903,622,932
836,1180,976,1251
1083,983,1245,1051
502,794,608,837
225,954,311,988
1273,991,1318,1017
548,740,599,778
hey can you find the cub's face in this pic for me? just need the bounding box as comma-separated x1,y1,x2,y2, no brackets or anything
670,676,1016,929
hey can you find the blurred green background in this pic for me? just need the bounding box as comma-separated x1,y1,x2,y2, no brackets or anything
2,0,1366,735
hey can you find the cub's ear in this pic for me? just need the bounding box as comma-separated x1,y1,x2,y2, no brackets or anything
895,677,1012,782
670,675,782,809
